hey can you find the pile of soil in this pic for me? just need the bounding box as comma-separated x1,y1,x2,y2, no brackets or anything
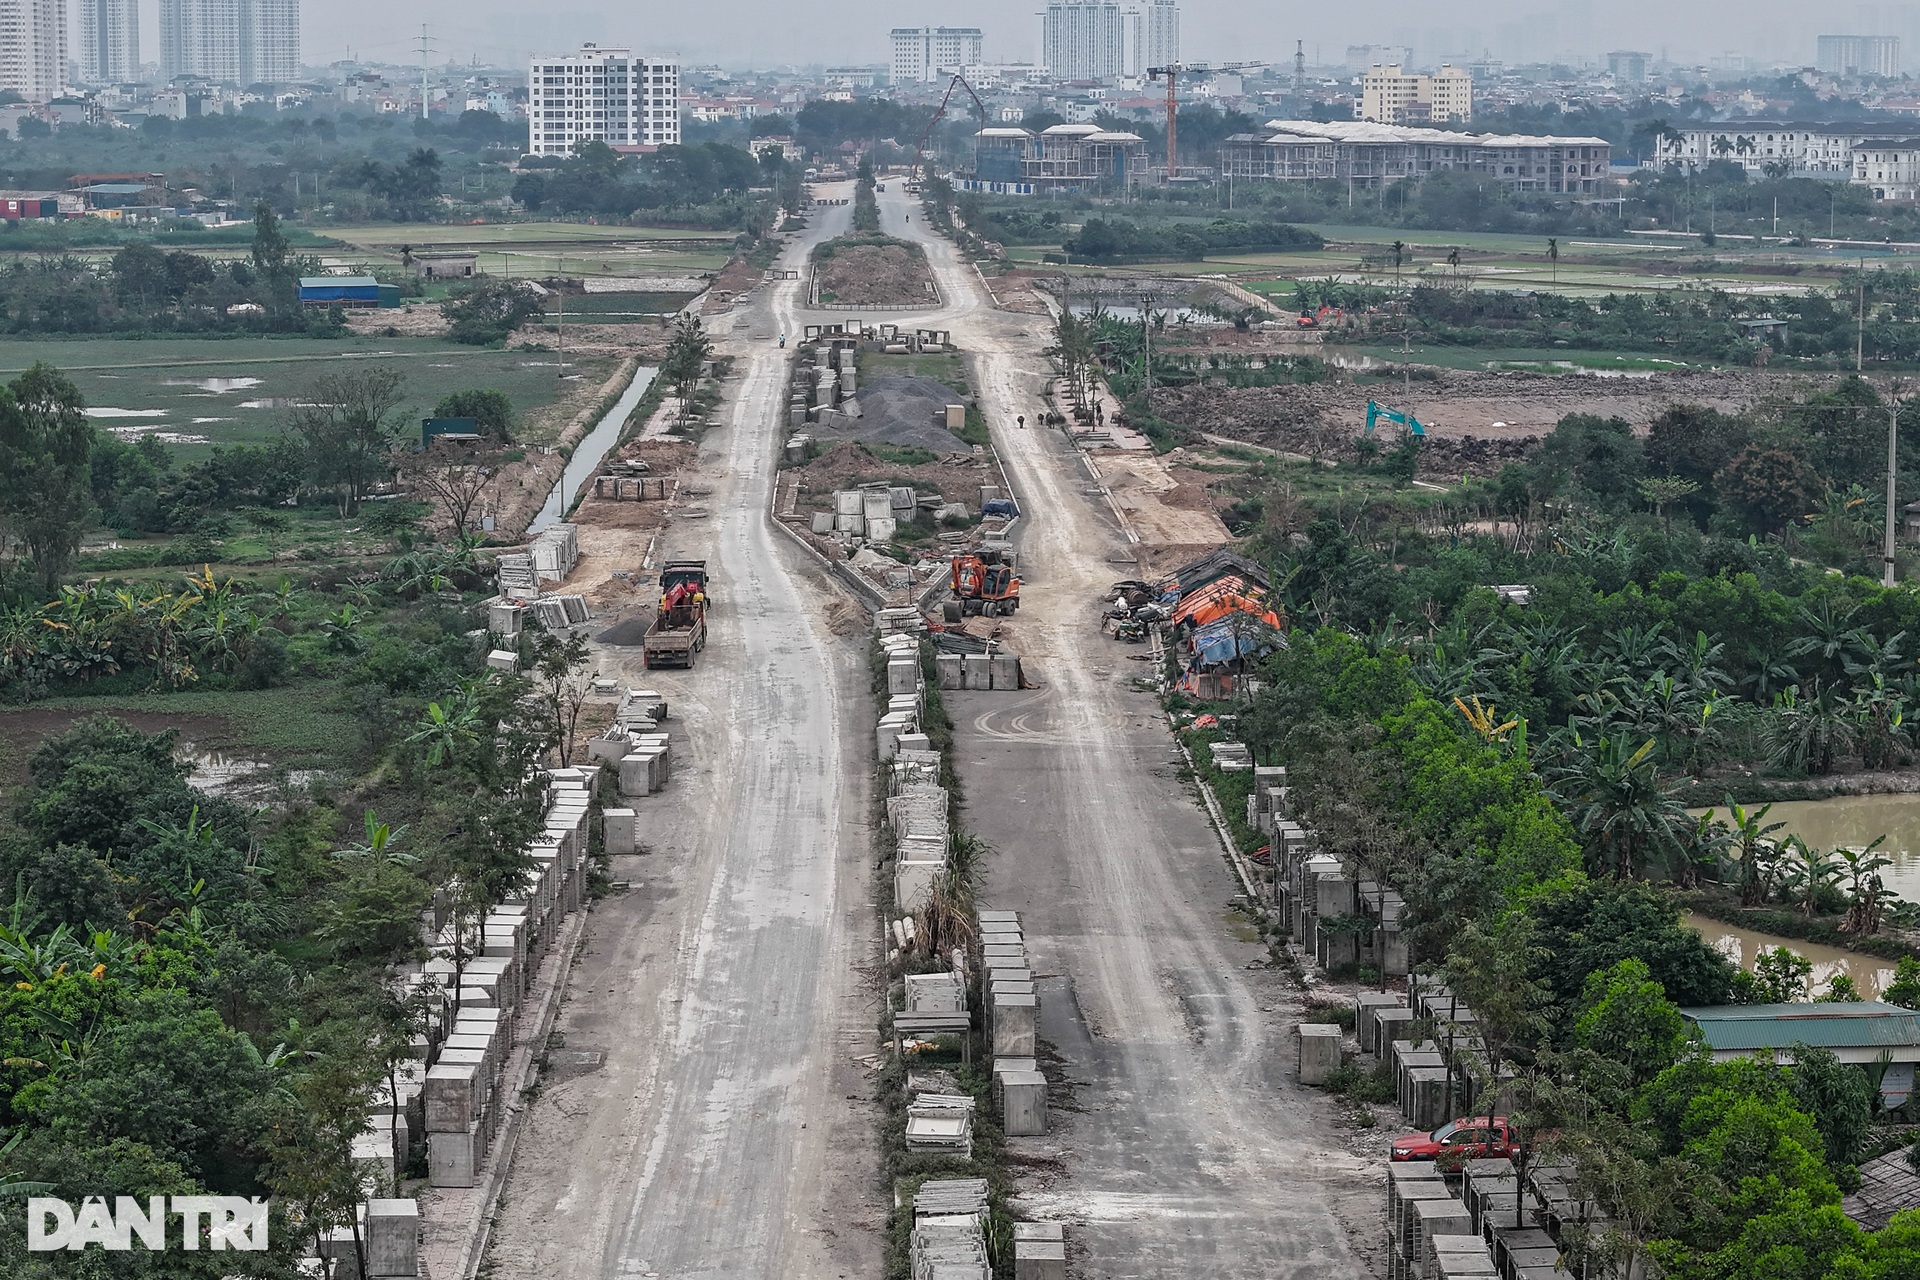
824,375,971,453
813,239,936,307
790,440,987,505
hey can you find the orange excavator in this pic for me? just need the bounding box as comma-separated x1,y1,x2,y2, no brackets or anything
946,550,1021,618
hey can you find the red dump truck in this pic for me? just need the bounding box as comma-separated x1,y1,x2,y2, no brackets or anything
642,560,709,669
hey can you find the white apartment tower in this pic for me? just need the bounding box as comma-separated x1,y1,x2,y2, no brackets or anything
77,0,138,84
159,0,300,84
1043,0,1125,81
528,45,680,158
0,0,65,101
1144,0,1177,70
890,27,984,84
1815,34,1901,78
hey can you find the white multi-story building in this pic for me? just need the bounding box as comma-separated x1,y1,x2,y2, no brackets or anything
1142,0,1177,71
1043,0,1124,82
0,0,64,101
1221,120,1610,194
1655,120,1916,179
1359,65,1471,126
1853,140,1920,201
158,0,298,85
76,0,137,84
1816,34,1900,78
528,44,680,158
890,27,984,85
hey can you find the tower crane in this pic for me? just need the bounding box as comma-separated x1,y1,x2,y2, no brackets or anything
1145,62,1267,181
914,73,989,177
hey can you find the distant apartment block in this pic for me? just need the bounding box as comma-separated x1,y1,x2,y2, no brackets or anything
1359,65,1471,126
159,0,299,85
1816,34,1900,78
1346,44,1413,74
528,44,680,158
1043,0,1125,82
77,0,137,84
1607,51,1649,84
0,0,65,101
890,27,983,85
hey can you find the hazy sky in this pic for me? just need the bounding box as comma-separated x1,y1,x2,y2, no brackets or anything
148,1,1920,71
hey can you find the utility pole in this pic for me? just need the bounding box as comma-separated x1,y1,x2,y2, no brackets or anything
416,26,434,121
1859,261,1867,373
1140,293,1152,415
1886,401,1900,588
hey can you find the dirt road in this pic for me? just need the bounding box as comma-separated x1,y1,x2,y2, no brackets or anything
868,187,1384,1275
482,189,885,1280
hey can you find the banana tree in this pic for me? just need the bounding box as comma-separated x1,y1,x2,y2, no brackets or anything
1837,840,1894,935
1716,798,1788,905
1781,837,1843,916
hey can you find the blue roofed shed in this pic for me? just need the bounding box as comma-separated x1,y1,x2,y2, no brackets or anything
298,276,382,308
1681,1002,1920,1105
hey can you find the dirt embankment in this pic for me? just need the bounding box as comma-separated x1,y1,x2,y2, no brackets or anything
1153,367,1816,480
813,238,936,307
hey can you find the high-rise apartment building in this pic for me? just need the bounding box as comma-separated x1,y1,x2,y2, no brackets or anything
1143,0,1177,70
159,0,299,85
1815,34,1900,77
77,0,137,84
1043,0,1124,81
1359,64,1472,125
890,27,984,84
528,44,680,158
0,0,65,101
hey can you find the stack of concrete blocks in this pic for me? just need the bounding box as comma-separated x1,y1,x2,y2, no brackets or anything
874,606,925,637
1411,979,1495,1118
1394,1040,1450,1131
1246,764,1288,833
1424,1227,1496,1280
833,489,865,536
1490,1225,1564,1280
1013,1222,1066,1280
495,553,539,602
1362,886,1411,977
910,1180,990,1280
315,1199,422,1279
1311,858,1360,969
862,488,896,544
1387,1166,1456,1280
1406,1197,1475,1280
422,771,589,1189
526,594,590,633
1462,1157,1541,1239
488,601,525,639
878,633,922,763
1208,740,1252,772
615,687,669,732
904,1091,975,1157
587,726,634,766
1355,990,1409,1055
1296,1022,1343,1084
905,971,966,1014
980,907,1040,1133
617,728,673,799
528,523,580,583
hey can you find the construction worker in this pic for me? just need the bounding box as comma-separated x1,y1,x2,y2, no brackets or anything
1017,415,1026,429
778,333,786,347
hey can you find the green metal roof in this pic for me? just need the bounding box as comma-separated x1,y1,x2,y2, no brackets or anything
1681,1002,1920,1053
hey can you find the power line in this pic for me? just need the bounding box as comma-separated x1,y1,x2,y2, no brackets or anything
415,26,437,121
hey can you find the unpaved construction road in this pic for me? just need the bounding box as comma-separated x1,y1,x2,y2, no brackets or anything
863,188,1383,1274
483,189,884,1280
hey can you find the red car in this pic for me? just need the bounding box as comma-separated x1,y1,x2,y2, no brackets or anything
1390,1115,1519,1171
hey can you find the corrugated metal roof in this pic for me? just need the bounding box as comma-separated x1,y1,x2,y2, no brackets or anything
1681,1002,1920,1052
299,276,379,289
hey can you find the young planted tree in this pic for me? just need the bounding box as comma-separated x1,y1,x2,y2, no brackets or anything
662,313,713,432
531,628,595,766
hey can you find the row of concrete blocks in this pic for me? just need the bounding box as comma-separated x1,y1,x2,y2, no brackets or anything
979,909,1041,1127
935,652,1021,691
890,748,948,913
528,522,580,583
1387,1160,1563,1280
615,733,674,798
1270,778,1410,978
495,553,538,602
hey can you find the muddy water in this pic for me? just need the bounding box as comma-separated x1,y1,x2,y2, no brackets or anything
1683,911,1898,998
1693,793,1920,903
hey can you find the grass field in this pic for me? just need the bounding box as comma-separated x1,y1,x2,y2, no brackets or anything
324,221,737,278
1331,344,1698,373
0,335,606,459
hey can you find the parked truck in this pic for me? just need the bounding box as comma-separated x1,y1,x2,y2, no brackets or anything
642,560,709,669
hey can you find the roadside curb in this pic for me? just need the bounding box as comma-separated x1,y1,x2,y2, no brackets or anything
1165,712,1259,900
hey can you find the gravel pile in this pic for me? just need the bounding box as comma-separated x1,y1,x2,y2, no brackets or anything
819,374,971,453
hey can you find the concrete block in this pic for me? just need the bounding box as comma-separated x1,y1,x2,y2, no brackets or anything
350,1127,395,1187
618,750,664,797
963,654,991,690
887,658,920,695
365,1198,419,1277
428,1124,481,1189
945,403,966,430
991,992,1037,1056
603,808,638,857
896,732,931,754
1013,1222,1065,1243
1014,1239,1067,1280
423,1061,479,1131
1297,1023,1342,1085
936,654,963,689
488,603,521,637
989,655,1020,690
485,649,517,672
1356,991,1407,1053
1000,1070,1047,1136
896,859,943,912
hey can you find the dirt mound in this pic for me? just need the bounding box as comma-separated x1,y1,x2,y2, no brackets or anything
813,238,935,307
821,375,970,453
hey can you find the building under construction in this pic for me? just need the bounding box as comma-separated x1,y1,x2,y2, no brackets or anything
1220,120,1611,194
962,122,1151,194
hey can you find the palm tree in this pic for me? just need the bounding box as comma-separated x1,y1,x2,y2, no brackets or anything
1562,734,1690,880
1391,239,1406,288
1546,237,1559,284
1717,798,1787,905
1711,135,1734,159
1636,474,1700,534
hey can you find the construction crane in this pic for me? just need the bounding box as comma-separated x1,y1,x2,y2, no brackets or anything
1145,61,1267,181
914,73,989,178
